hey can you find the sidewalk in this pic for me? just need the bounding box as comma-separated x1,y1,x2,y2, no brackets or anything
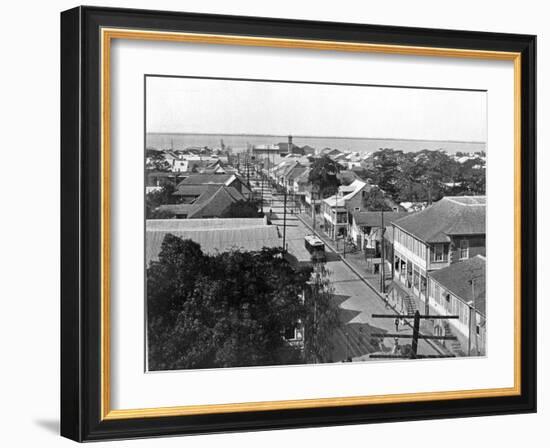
297,212,384,295
296,212,450,358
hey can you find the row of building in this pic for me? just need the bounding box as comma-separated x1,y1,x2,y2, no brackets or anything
147,139,488,357
261,147,487,356
389,196,486,356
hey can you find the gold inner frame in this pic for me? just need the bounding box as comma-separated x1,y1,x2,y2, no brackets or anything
100,27,522,421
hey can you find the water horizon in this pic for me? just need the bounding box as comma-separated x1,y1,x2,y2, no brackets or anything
146,132,487,154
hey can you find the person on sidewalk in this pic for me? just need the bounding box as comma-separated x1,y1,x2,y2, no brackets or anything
392,337,401,355
394,317,400,333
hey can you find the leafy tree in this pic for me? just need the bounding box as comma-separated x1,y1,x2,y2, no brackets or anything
146,150,172,172
362,186,393,211
147,236,319,370
415,150,458,204
308,155,341,199
451,158,486,196
146,184,177,219
364,148,402,198
303,263,341,363
356,148,485,204
395,150,457,204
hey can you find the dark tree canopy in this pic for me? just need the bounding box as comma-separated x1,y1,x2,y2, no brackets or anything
146,150,172,172
363,148,485,204
364,148,402,199
145,184,178,219
362,186,393,211
308,155,342,198
147,235,335,370
303,263,341,363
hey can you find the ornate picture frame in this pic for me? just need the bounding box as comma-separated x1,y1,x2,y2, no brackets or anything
61,6,536,441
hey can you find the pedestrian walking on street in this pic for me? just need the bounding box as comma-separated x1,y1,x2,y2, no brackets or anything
394,317,399,333
392,337,400,355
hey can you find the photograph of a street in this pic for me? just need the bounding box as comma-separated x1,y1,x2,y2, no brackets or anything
145,75,487,371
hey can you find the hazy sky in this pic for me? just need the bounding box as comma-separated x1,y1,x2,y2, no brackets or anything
146,76,487,142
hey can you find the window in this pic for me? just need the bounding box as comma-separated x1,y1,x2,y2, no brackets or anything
459,239,469,260
337,212,347,224
434,244,445,262
284,326,296,340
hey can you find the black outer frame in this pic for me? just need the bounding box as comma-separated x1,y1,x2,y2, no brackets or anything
60,5,536,442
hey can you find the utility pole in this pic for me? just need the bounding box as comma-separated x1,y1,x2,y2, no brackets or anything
260,169,264,214
411,310,420,358
343,236,346,258
380,210,386,294
282,190,288,253
312,186,318,231
468,278,477,356
370,311,459,359
245,153,251,188
465,266,483,356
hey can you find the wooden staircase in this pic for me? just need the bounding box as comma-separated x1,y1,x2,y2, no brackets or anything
403,295,418,315
442,321,466,356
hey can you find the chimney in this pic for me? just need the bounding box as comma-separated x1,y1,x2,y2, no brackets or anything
288,135,293,152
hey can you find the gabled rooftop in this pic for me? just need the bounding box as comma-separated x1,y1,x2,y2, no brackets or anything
352,211,410,227
323,180,369,207
393,196,486,243
160,185,245,218
177,173,236,187
429,255,486,316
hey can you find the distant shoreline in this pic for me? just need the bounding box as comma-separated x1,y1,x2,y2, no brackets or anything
146,132,486,146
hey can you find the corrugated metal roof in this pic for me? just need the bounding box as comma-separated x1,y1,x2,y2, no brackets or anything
323,180,368,206
166,185,246,218
393,196,486,243
147,218,267,230
146,218,280,264
177,173,236,187
352,211,409,227
429,255,486,316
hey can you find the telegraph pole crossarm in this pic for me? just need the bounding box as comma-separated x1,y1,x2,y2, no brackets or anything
369,354,454,359
371,314,459,319
370,311,459,360
371,333,458,341
282,190,288,253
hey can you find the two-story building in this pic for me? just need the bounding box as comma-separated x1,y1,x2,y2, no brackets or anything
322,180,370,240
349,211,409,276
349,211,409,252
427,255,486,356
391,196,486,306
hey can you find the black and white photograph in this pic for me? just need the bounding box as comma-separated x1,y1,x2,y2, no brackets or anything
144,76,487,372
